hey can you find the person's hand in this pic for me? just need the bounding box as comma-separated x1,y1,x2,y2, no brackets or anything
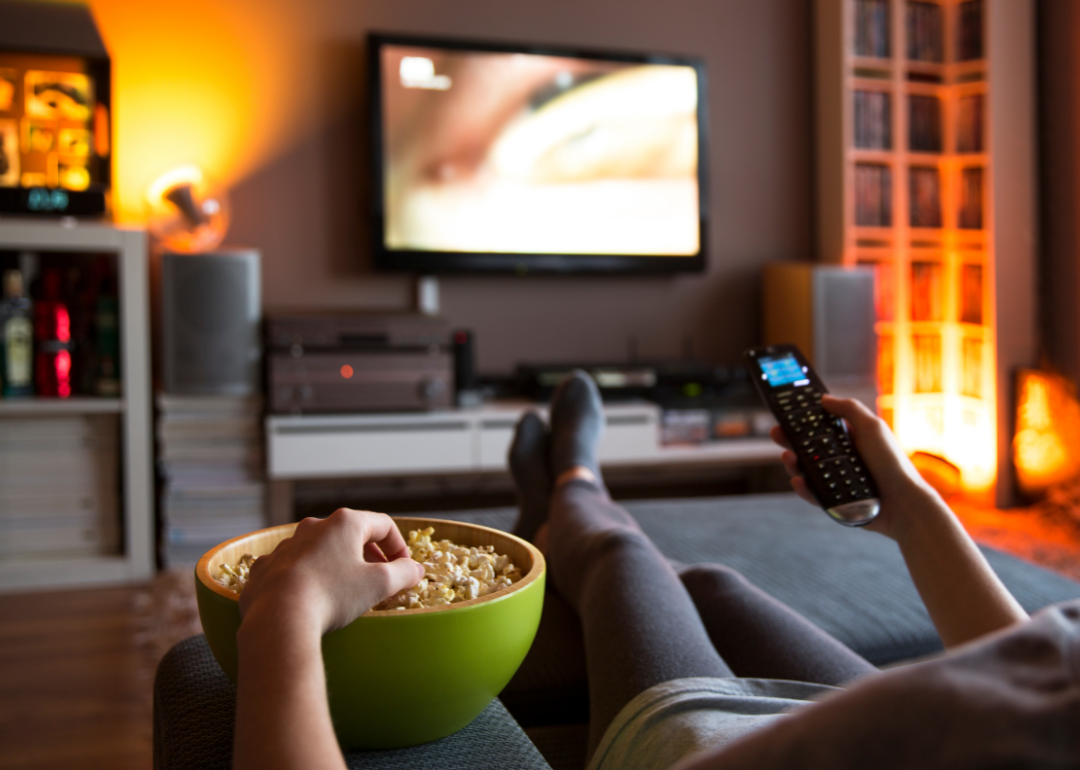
238,509,425,636
770,395,941,541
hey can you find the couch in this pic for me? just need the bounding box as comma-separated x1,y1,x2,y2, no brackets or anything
154,492,1080,769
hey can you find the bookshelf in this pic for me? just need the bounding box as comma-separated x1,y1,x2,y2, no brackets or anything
0,220,154,591
815,0,1036,504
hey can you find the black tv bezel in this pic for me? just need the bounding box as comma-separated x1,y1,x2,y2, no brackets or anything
367,31,709,275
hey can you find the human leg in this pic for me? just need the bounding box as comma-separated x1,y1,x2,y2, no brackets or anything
534,374,733,754
545,477,733,756
509,410,551,545
678,564,876,686
507,372,875,757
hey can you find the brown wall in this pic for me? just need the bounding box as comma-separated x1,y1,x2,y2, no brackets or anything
222,0,815,373
1039,0,1080,384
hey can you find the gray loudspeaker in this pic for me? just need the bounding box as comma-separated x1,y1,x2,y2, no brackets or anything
162,250,261,395
763,263,877,405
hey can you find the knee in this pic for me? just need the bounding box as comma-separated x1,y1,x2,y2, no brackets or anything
582,525,654,565
679,563,749,597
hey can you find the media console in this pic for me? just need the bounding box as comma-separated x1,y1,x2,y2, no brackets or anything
265,401,781,523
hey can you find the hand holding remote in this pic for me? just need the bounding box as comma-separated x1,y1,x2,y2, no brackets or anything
746,344,881,526
772,394,942,540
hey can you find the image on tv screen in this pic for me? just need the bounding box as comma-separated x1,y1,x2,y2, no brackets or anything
379,43,702,258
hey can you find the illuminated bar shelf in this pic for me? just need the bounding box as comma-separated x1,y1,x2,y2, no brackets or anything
0,220,153,591
815,0,1037,504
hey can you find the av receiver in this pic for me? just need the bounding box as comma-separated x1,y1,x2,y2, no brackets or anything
267,314,453,414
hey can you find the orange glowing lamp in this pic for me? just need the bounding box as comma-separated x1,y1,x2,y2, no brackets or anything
1013,369,1080,495
145,165,231,253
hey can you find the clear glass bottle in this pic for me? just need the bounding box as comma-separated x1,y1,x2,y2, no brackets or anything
1,269,34,397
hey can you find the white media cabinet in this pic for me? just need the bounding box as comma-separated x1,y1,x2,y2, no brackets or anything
265,401,781,522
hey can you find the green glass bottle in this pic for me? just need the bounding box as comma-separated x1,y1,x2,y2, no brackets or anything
1,269,33,397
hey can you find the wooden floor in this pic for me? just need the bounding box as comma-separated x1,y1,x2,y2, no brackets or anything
0,585,153,770
0,498,1077,769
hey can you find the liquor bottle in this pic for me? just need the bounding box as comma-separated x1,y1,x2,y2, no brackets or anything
0,269,33,397
71,263,99,396
95,271,120,397
33,268,73,398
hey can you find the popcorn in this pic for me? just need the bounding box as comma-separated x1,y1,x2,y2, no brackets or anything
375,527,522,610
215,553,256,592
215,527,522,611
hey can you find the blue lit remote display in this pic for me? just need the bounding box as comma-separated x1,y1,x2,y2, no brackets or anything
758,354,808,388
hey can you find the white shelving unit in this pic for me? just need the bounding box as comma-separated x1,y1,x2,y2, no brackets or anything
0,220,154,591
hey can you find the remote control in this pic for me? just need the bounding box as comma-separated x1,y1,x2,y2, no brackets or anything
744,344,880,527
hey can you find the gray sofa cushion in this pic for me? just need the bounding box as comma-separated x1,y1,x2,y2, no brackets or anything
420,492,1080,726
153,634,552,770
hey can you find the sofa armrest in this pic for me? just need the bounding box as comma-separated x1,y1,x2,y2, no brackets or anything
153,634,552,770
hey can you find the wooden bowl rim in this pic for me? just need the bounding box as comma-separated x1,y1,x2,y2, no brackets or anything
195,516,546,616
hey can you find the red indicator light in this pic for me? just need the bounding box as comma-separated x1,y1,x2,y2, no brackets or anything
55,350,72,398
56,306,70,342
340,365,354,379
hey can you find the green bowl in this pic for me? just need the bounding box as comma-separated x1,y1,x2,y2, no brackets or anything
195,516,546,750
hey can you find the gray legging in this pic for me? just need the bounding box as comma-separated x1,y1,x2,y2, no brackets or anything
545,479,876,756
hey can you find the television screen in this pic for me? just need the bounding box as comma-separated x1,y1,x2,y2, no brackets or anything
369,33,708,273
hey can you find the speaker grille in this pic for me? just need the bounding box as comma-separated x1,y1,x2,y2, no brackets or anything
162,251,261,395
813,269,876,383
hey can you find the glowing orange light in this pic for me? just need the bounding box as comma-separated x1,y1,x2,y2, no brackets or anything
866,194,997,494
146,165,204,208
87,0,321,222
145,164,230,252
1013,369,1080,495
340,365,354,379
93,103,110,156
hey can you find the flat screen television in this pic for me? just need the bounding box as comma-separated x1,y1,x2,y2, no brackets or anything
369,32,708,274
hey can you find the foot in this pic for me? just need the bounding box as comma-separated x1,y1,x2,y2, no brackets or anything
549,370,605,483
509,410,552,544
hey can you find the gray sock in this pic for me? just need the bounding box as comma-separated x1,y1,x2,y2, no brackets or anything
549,370,604,481
509,411,552,543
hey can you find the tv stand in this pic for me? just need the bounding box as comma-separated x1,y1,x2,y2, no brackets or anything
265,400,780,523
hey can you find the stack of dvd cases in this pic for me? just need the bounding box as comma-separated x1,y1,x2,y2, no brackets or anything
157,395,265,566
0,415,119,559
